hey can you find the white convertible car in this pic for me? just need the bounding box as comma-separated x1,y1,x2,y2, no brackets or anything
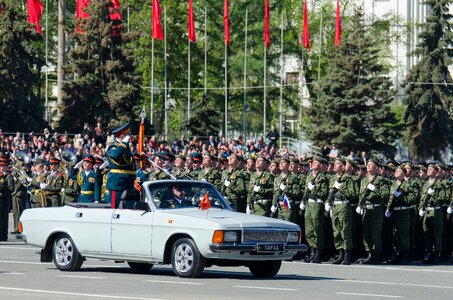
20,180,307,278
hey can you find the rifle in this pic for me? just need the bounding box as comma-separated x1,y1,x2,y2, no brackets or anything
388,180,404,212
299,172,319,216
324,172,345,217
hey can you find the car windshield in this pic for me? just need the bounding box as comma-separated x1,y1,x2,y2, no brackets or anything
147,181,232,211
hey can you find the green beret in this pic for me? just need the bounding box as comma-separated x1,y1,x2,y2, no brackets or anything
335,157,346,165
279,157,290,163
290,157,300,164
437,163,448,171
256,156,270,164
346,159,357,168
203,153,215,161
367,158,381,167
176,155,186,161
312,156,324,163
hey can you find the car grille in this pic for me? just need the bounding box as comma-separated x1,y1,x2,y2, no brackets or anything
242,229,288,243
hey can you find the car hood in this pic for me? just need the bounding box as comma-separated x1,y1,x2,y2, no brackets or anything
160,208,300,230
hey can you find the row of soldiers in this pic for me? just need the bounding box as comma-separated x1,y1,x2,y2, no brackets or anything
1,146,452,266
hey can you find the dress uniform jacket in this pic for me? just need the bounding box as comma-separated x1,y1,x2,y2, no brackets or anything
0,172,14,241
106,141,135,191
45,171,64,207
62,168,79,204
30,171,47,208
77,169,101,203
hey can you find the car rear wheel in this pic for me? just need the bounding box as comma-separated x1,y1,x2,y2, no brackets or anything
53,234,84,271
171,238,205,278
249,260,281,278
127,262,153,273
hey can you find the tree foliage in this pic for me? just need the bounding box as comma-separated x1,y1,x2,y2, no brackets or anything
304,7,400,157
58,0,141,132
402,0,453,159
0,2,47,132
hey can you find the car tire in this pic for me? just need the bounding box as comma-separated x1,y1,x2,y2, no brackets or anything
171,238,205,278
127,262,153,273
249,260,282,278
52,234,84,271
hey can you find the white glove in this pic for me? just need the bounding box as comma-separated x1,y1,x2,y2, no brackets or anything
330,210,333,218
385,210,392,218
246,206,252,214
307,182,315,191
427,188,435,195
61,188,65,193
393,190,402,197
40,183,47,189
279,182,286,191
325,203,333,212
253,185,260,192
299,202,306,211
122,135,131,143
74,160,83,169
447,206,453,214
224,179,231,187
367,183,376,191
27,177,32,182
270,205,277,213
99,160,109,169
419,209,426,217
333,181,342,189
356,206,364,215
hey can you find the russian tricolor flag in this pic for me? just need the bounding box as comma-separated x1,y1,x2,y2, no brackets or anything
282,195,291,211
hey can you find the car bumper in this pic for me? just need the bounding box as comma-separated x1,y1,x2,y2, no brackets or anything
209,243,307,253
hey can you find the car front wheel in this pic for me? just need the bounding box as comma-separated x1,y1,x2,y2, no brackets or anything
171,238,205,278
249,260,282,278
53,234,84,271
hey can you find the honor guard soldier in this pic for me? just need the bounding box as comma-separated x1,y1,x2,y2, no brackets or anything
300,156,330,263
62,164,80,205
30,159,48,208
41,157,64,207
105,122,136,208
188,153,203,179
246,157,274,217
221,154,246,212
77,155,101,203
243,156,256,188
324,157,357,265
149,151,173,180
0,157,14,241
198,154,221,189
11,161,29,234
437,163,452,262
356,158,389,264
173,155,188,179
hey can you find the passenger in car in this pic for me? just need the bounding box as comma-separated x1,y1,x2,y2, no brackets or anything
160,184,193,209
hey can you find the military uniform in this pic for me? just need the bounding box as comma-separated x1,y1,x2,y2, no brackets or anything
221,167,246,212
11,173,28,233
198,167,221,190
44,160,64,207
62,168,79,204
247,170,274,217
30,170,47,208
274,172,300,223
0,169,14,241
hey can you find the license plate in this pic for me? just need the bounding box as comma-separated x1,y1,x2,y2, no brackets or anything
257,244,284,252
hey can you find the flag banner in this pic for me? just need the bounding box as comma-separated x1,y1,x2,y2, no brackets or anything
110,0,122,35
224,0,230,45
152,0,164,40
200,193,211,210
282,194,291,211
27,0,44,35
302,0,310,51
188,0,196,42
335,0,341,46
76,0,90,33
264,0,270,48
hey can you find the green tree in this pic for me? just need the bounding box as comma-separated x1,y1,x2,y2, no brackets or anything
304,7,399,157
0,2,47,131
402,0,453,159
184,94,221,137
58,0,141,132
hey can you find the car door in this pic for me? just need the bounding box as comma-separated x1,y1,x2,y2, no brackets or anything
111,206,153,258
70,207,113,254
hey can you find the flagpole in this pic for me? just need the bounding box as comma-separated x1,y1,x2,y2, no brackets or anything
224,42,228,140
243,9,248,139
164,4,168,139
45,0,48,122
150,37,154,125
279,11,284,148
317,2,323,84
204,3,207,94
188,40,191,121
263,47,267,138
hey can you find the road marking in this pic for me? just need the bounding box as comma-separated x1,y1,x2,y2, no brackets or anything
336,292,403,298
144,279,203,285
335,279,453,290
0,246,35,250
57,275,106,279
0,286,165,300
0,260,50,265
233,285,297,291
0,272,24,275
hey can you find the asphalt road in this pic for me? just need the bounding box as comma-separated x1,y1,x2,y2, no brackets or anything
1,213,453,300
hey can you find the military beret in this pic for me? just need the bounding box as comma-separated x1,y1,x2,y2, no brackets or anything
367,157,381,167
335,157,346,165
305,156,313,163
279,157,290,163
312,156,324,164
270,159,279,165
354,158,364,166
436,163,449,171
386,160,399,168
346,159,357,168
257,156,270,164
246,156,256,162
290,157,300,164
176,155,186,161
401,160,414,169
427,161,439,171
418,160,427,168
203,153,216,161
395,165,407,174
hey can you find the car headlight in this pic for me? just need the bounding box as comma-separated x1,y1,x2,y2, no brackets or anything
212,230,239,243
287,231,300,243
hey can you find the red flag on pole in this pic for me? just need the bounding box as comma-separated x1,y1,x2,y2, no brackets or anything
109,0,122,35
27,0,44,35
200,193,211,210
188,0,196,42
302,0,310,52
76,0,90,33
152,0,164,40
224,0,230,45
264,0,270,48
335,0,341,47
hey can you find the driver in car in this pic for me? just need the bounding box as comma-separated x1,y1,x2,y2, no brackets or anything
161,184,194,209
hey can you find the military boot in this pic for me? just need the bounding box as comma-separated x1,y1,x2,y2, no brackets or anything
312,248,323,264
360,251,372,264
304,248,316,263
423,252,434,264
332,249,344,265
341,250,351,265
